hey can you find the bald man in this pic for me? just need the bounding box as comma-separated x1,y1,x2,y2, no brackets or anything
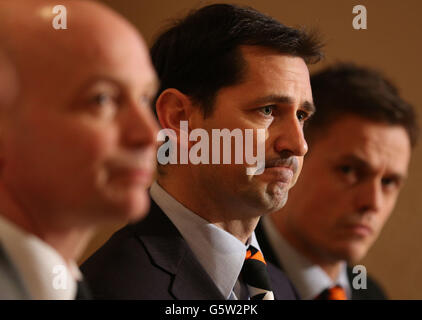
0,0,158,299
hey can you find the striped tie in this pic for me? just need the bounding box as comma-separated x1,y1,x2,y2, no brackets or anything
241,245,274,300
315,285,348,300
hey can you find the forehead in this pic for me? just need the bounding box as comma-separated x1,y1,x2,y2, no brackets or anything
66,32,156,93
310,115,411,174
212,45,312,109
60,28,154,85
238,46,312,96
16,8,156,102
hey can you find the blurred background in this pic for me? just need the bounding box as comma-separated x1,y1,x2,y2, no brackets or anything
80,0,422,299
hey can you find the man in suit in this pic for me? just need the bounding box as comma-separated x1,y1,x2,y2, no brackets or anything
0,0,158,299
256,63,419,299
82,4,323,299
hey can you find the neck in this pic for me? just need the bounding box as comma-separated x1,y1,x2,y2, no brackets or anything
40,227,95,263
319,262,344,281
213,219,259,244
271,213,343,281
157,171,258,244
0,184,95,263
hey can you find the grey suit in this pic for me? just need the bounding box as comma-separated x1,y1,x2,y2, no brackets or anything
0,244,29,299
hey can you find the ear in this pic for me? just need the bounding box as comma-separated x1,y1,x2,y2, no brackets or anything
155,88,196,136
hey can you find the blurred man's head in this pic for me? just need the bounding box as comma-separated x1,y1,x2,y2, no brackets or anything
152,4,323,224
0,0,159,233
272,63,418,264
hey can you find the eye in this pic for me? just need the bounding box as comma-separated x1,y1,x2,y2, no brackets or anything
92,93,114,106
87,92,120,118
340,165,353,174
337,164,359,185
297,110,309,122
381,177,400,190
139,94,153,108
259,105,275,116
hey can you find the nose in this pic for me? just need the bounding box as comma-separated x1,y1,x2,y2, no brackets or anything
273,117,308,157
120,100,159,150
355,179,383,214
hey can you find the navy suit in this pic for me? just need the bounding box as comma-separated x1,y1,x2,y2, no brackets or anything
81,199,299,300
255,222,387,300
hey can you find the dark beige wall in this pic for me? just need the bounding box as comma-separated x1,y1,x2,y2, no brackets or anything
82,0,422,299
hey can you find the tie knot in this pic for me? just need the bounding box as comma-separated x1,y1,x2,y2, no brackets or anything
245,245,267,265
316,285,347,300
241,245,274,300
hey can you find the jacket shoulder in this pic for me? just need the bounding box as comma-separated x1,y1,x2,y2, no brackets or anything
267,262,300,300
81,214,177,299
347,266,388,300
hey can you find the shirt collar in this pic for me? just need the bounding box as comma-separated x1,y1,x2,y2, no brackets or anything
262,214,351,299
0,215,81,299
150,181,260,299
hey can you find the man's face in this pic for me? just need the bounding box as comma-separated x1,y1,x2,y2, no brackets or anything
190,46,313,218
281,115,411,263
1,30,159,225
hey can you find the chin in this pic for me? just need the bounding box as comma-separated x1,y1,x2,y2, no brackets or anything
256,189,288,214
122,191,151,223
272,193,289,211
332,243,370,264
99,188,151,224
267,184,289,209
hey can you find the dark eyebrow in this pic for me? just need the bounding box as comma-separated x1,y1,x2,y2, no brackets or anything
338,154,371,171
338,154,408,182
301,100,316,116
251,94,315,115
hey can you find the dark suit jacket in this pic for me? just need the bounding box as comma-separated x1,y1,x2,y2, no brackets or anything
81,199,299,300
255,221,387,300
0,243,30,299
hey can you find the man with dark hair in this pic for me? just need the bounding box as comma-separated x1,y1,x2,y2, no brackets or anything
150,4,322,117
82,4,323,299
256,63,419,300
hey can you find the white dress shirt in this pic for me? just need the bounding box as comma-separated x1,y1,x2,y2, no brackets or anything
150,181,262,300
0,215,82,300
261,215,351,299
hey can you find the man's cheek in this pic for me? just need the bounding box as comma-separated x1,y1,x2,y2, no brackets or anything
74,129,117,162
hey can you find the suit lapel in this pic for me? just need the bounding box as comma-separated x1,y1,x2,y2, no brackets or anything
255,221,283,270
136,200,224,300
170,244,224,299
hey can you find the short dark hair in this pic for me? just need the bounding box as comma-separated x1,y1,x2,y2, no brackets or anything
151,3,323,117
307,63,419,148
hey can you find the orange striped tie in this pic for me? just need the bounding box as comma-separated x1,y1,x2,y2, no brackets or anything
316,285,348,300
241,245,274,300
